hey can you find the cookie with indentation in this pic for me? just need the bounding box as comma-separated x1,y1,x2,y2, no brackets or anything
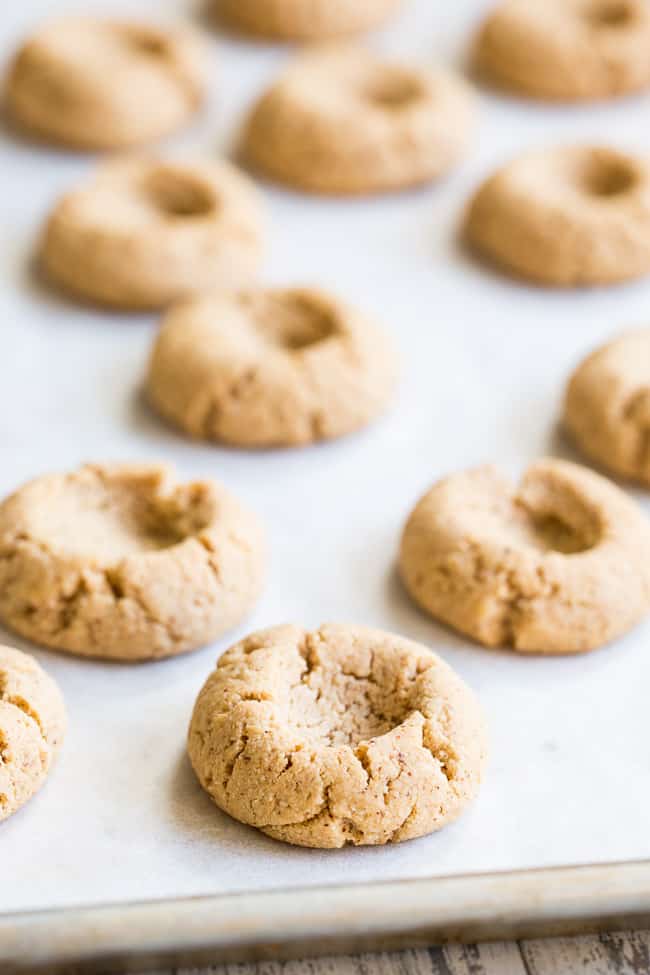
474,0,650,102
242,47,475,195
214,0,402,40
0,464,265,661
188,623,487,848
5,17,207,150
465,146,650,286
399,459,650,654
0,646,66,822
39,158,264,310
564,329,650,484
146,287,398,447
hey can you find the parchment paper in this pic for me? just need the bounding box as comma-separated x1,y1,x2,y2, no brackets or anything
2,0,650,915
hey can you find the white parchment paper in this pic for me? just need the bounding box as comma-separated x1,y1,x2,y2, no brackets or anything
2,0,650,916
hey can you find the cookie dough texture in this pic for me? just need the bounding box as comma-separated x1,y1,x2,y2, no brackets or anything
564,329,650,484
399,459,650,654
0,464,265,661
39,159,264,310
474,0,650,102
0,646,66,822
146,287,398,447
188,623,487,848
215,0,402,39
465,146,650,286
5,17,207,150
242,47,475,195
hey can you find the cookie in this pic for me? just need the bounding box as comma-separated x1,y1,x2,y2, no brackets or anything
5,17,207,150
0,464,265,661
0,646,66,822
564,329,650,484
214,0,402,40
242,47,475,195
474,0,650,102
39,159,264,310
188,623,487,848
399,458,650,654
465,146,650,287
146,287,398,447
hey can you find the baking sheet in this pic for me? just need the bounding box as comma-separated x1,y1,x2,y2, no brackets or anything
2,0,650,918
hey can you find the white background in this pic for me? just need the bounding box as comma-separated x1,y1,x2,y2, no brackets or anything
2,0,650,914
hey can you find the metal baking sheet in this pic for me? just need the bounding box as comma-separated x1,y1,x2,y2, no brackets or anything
4,862,650,974
2,0,650,967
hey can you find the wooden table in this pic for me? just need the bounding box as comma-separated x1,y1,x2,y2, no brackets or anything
141,934,650,975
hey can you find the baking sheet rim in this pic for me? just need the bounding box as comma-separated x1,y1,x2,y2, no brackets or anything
3,858,650,972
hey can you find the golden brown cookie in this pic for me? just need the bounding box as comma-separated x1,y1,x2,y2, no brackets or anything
564,329,650,484
146,287,398,447
242,46,475,195
188,623,487,848
215,0,403,40
0,646,66,822
465,146,650,287
399,458,650,654
39,158,264,310
474,0,650,102
0,464,265,661
5,17,207,150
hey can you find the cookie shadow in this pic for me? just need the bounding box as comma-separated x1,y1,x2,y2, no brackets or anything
384,561,473,654
547,419,650,506
0,620,117,672
193,0,285,44
384,562,589,668
453,225,556,294
129,384,179,443
456,217,650,297
167,749,305,860
166,749,447,871
0,104,93,157
545,420,586,465
21,252,155,322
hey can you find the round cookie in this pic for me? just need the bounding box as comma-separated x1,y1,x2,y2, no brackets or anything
146,287,398,447
214,0,402,40
39,159,264,310
5,17,207,150
474,0,650,102
0,464,265,662
465,146,650,287
188,623,487,848
0,646,66,822
241,47,475,195
399,458,650,654
564,329,650,484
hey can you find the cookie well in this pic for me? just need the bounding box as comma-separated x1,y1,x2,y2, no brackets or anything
19,466,216,562
399,460,650,653
188,624,487,848
0,464,266,660
464,146,650,286
242,48,475,194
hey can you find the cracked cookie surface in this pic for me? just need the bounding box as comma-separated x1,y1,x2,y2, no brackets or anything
565,329,650,484
0,464,265,661
5,17,207,150
146,287,398,447
214,0,403,40
0,646,66,822
40,158,264,310
399,458,650,654
242,47,475,195
474,0,650,102
188,623,487,848
465,146,650,287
